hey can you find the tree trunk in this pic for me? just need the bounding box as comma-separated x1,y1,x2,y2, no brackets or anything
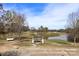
74,36,76,46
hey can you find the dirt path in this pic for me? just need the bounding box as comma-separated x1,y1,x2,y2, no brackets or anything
0,41,79,56
0,44,79,56
18,46,79,56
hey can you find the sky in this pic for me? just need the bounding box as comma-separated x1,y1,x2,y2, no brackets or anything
2,3,79,29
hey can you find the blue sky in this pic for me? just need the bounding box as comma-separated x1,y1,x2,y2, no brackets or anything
2,3,79,29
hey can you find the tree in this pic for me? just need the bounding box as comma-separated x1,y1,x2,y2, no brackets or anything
22,25,29,31
0,4,3,12
0,4,27,40
5,11,25,39
67,11,79,46
38,26,48,40
0,4,7,39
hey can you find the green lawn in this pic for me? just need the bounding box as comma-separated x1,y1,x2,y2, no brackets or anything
47,32,60,37
47,40,71,45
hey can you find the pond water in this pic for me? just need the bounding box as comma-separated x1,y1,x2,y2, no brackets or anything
48,34,68,41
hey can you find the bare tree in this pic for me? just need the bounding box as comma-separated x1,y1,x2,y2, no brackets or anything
5,11,25,39
67,11,79,46
0,4,26,40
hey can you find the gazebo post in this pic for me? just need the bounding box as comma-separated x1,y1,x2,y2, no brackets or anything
32,37,34,44
42,38,44,44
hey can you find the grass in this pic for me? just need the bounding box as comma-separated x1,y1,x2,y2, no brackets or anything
0,39,8,43
47,32,60,37
23,31,60,38
0,31,69,47
47,40,71,45
0,31,61,40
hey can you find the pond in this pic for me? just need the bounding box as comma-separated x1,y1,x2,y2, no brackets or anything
48,34,68,41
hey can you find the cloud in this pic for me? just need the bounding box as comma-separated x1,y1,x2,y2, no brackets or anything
2,3,79,29
26,3,79,29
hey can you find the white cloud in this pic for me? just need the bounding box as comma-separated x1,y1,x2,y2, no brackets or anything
3,4,79,29
26,3,79,29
